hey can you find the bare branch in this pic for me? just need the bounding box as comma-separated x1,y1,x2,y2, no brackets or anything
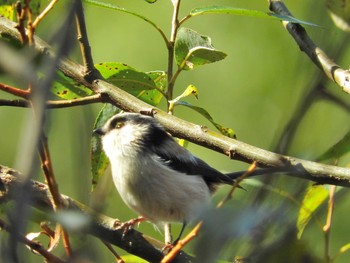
0,218,65,263
0,165,193,263
0,95,104,108
268,0,350,94
75,0,102,81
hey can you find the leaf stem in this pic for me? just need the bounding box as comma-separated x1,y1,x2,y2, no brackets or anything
0,82,31,99
83,0,170,49
32,0,60,29
75,0,102,81
166,0,181,112
323,185,336,263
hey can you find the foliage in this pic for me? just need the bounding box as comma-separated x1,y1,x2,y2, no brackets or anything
0,0,350,263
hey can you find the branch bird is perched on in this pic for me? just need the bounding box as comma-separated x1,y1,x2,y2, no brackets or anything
93,112,240,244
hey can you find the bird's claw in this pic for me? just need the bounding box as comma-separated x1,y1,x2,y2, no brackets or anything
113,217,145,238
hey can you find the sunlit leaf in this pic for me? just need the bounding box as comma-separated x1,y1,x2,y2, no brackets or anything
0,0,42,21
177,138,189,148
91,104,120,190
175,27,227,70
180,84,199,98
340,242,350,253
187,6,319,27
327,0,350,31
0,2,15,20
169,84,198,111
95,62,163,106
121,254,148,263
144,70,167,106
176,101,236,138
318,130,350,163
51,71,94,100
297,184,329,239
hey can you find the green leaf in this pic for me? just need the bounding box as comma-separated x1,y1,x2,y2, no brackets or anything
144,0,157,3
144,70,167,106
121,254,148,263
187,6,319,27
176,101,236,138
90,104,120,190
51,71,94,100
175,27,227,70
95,62,164,106
297,184,329,239
0,2,15,20
340,242,350,254
169,84,198,111
83,0,166,43
318,130,350,163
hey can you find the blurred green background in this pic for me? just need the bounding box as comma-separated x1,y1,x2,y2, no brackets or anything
1,0,350,262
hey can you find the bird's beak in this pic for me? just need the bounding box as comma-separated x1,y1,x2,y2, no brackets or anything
93,128,105,136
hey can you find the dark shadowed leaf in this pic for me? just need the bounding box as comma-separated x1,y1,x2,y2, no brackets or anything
90,104,120,190
297,184,328,239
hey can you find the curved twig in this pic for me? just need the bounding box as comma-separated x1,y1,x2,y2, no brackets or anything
268,0,350,94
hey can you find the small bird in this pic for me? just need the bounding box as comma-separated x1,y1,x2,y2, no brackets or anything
93,112,239,243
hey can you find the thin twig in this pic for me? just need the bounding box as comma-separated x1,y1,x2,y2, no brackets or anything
101,240,125,263
268,0,350,94
0,94,104,108
37,134,72,256
166,0,181,109
162,162,257,263
32,0,60,29
0,218,65,263
217,161,257,208
0,82,30,99
161,223,202,263
323,185,336,263
75,0,102,81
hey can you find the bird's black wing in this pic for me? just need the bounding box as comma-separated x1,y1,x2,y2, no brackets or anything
148,131,234,189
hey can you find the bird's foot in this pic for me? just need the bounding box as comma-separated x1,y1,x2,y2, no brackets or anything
114,216,145,237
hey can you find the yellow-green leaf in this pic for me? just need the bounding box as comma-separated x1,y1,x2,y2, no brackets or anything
176,101,236,138
297,184,329,239
95,62,164,106
90,104,120,190
51,71,94,100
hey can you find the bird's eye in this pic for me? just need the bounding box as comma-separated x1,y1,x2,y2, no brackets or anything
115,122,124,129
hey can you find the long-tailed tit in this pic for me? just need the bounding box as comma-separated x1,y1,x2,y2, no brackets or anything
93,112,239,243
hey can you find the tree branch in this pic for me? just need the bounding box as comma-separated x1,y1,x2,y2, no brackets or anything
0,218,65,263
0,165,193,263
268,0,350,94
0,94,104,108
0,16,350,187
